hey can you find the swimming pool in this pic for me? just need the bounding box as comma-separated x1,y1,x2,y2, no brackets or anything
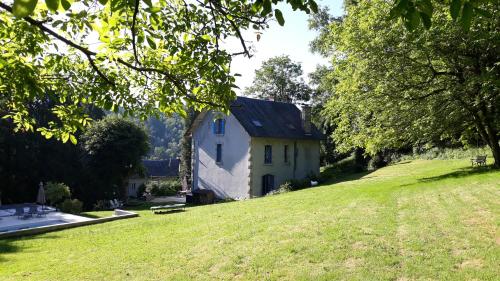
0,219,67,233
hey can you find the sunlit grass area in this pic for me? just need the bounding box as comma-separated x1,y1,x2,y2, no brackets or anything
0,159,498,280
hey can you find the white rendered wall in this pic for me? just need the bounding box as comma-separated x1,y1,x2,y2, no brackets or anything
192,112,251,199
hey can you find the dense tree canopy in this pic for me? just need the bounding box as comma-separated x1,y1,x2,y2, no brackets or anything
0,100,104,204
245,55,312,103
145,114,183,160
3,0,495,144
0,0,317,143
0,0,320,142
315,0,500,167
81,115,149,201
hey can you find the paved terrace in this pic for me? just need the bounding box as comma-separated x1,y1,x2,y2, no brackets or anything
0,204,92,233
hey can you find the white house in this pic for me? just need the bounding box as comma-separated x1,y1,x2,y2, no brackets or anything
187,96,324,199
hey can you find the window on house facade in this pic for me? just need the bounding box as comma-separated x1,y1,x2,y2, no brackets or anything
264,145,272,164
216,143,222,163
212,119,225,135
284,145,289,163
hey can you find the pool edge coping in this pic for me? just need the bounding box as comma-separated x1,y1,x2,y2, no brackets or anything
0,209,138,239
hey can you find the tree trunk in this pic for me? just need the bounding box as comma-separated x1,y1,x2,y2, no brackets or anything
484,123,500,168
474,117,500,168
180,109,196,190
488,138,500,168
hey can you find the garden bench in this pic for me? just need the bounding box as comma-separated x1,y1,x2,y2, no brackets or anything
470,155,487,167
150,204,186,214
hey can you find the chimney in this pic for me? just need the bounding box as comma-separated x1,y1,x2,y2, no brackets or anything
301,105,312,135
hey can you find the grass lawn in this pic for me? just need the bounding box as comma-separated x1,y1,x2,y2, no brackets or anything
0,159,499,280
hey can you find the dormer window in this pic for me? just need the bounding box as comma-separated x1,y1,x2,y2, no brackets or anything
212,119,225,135
252,120,262,127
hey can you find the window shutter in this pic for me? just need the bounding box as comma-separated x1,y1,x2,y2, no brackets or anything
221,119,225,134
212,121,216,134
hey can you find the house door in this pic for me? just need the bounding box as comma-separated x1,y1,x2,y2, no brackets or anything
262,174,275,195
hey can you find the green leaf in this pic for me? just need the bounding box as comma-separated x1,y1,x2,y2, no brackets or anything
309,0,318,13
69,134,77,145
98,0,108,5
416,0,433,16
389,7,401,19
46,0,59,12
389,0,408,19
450,0,462,20
60,0,71,10
62,132,70,143
252,0,263,13
475,8,492,18
12,0,39,18
261,0,272,16
461,2,473,30
137,33,144,43
420,12,431,29
405,9,420,30
275,9,285,26
147,37,156,49
104,101,112,110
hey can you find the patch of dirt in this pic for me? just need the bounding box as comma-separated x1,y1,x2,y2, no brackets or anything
451,248,466,257
463,207,496,235
352,241,367,250
344,257,362,270
457,259,483,269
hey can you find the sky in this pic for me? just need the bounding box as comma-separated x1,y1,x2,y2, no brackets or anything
225,0,345,94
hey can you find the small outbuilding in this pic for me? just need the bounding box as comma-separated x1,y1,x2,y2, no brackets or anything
126,159,180,197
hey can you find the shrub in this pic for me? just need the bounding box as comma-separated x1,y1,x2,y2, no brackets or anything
59,199,83,214
137,183,147,197
397,146,492,162
368,153,387,171
218,197,236,202
267,182,292,196
93,200,107,211
80,115,150,204
289,178,310,190
45,182,71,205
146,179,181,196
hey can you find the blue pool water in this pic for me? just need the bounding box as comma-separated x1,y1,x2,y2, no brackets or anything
0,220,67,233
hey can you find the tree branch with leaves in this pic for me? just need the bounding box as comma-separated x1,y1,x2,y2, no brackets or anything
0,0,319,142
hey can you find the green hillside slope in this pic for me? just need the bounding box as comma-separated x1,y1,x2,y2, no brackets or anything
1,160,499,280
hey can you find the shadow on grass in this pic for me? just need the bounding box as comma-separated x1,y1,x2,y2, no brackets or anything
0,234,60,263
321,165,374,185
150,209,186,215
122,202,199,212
79,212,113,219
418,165,498,183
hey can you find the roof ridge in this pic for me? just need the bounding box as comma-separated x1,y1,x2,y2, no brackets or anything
234,96,299,106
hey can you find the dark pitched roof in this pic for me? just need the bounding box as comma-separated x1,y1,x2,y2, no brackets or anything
229,96,324,140
142,159,180,178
